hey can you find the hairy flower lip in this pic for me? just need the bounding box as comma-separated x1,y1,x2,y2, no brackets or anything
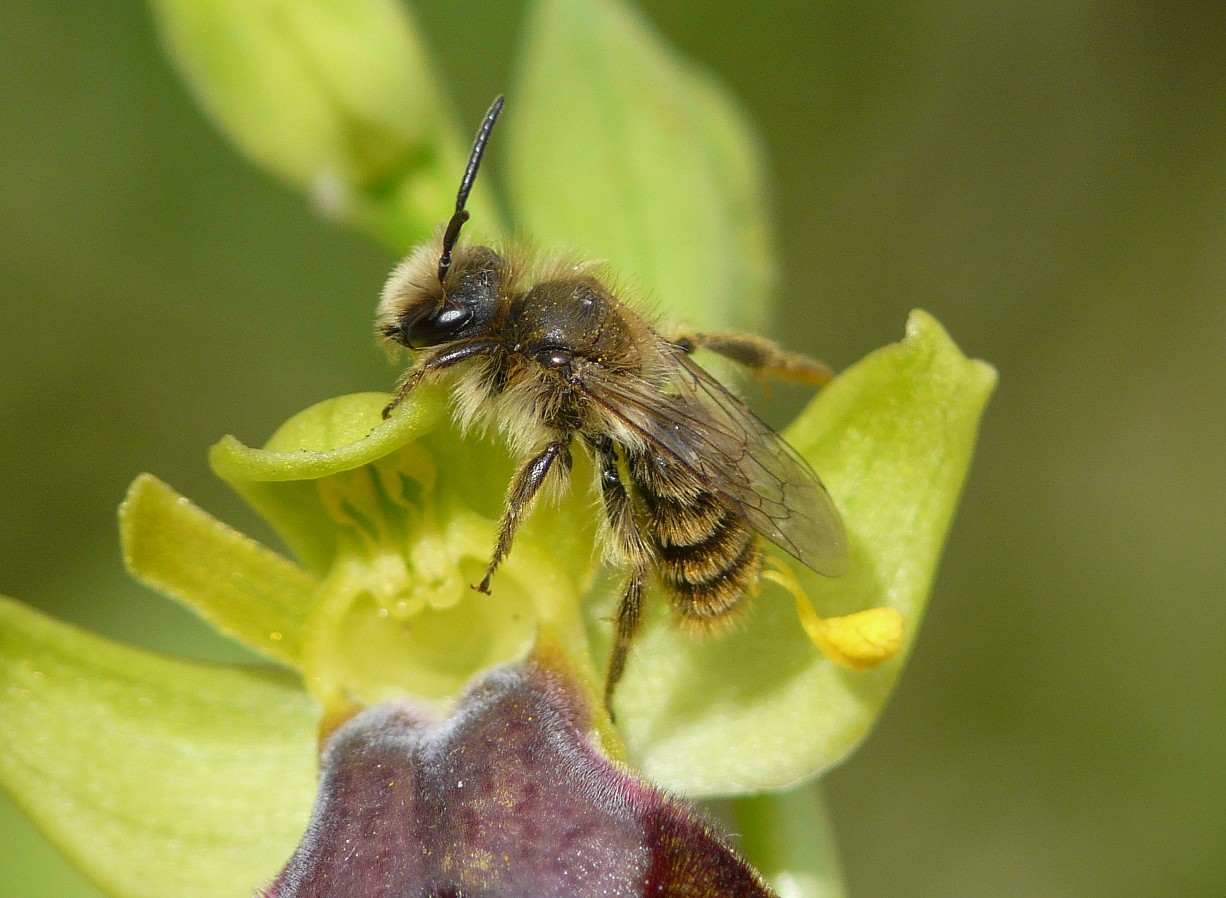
0,0,1000,893
262,658,775,898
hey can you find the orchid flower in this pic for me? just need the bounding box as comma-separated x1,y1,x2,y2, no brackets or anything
0,1,994,895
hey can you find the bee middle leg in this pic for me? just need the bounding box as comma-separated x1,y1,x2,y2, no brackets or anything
671,329,833,387
475,436,572,594
588,437,653,715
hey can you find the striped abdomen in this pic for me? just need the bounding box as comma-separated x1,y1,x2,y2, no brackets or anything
629,453,761,629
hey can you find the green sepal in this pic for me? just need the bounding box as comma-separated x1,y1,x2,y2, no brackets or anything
120,473,318,667
507,0,775,332
0,596,317,898
612,311,997,795
208,390,447,575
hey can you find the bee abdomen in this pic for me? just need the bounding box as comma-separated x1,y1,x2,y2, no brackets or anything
650,495,761,628
628,452,761,627
646,491,725,547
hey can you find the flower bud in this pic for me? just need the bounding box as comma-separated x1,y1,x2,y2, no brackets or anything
150,0,466,243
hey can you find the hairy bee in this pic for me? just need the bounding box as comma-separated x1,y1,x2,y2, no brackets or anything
377,97,847,710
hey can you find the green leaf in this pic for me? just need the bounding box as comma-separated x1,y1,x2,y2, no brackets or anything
149,0,499,249
612,311,997,795
119,473,319,666
0,596,317,898
507,0,775,331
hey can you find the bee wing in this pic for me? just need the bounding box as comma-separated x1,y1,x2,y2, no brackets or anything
578,344,848,576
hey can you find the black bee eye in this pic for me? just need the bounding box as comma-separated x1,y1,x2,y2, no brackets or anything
406,303,472,349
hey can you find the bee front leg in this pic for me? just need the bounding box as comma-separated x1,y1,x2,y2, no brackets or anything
382,340,497,419
383,367,426,419
588,437,653,716
670,330,834,387
475,437,573,594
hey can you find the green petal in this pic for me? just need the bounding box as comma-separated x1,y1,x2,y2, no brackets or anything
149,0,497,249
209,390,447,574
119,473,318,666
0,596,317,898
507,0,774,331
614,312,997,795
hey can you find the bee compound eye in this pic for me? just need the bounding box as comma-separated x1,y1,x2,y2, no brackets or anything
406,303,472,349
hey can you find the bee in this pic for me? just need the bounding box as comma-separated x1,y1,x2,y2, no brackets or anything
377,96,847,711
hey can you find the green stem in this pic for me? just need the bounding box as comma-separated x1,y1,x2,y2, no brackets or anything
732,782,849,898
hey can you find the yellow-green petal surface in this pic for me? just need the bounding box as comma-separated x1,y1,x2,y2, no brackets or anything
0,597,317,898
613,312,996,795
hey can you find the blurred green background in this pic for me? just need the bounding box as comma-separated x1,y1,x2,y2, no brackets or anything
2,2,1223,896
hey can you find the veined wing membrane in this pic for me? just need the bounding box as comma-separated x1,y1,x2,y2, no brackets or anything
576,344,847,576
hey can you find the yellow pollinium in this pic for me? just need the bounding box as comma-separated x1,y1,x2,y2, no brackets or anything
764,562,904,671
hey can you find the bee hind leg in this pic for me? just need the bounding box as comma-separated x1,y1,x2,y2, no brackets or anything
604,572,646,718
474,437,572,594
588,437,653,717
670,329,833,388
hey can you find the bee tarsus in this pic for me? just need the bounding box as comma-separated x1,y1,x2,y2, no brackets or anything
672,329,835,387
383,341,499,419
587,435,654,714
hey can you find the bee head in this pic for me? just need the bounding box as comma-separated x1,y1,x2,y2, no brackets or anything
377,243,503,349
376,96,506,352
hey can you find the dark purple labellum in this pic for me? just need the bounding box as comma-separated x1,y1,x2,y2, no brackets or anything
261,662,775,897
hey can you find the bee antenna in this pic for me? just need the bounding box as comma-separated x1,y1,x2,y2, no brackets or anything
438,94,505,284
